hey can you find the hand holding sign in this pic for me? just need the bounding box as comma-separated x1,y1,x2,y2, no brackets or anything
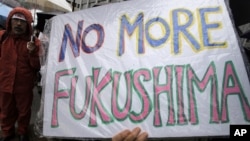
112,127,148,141
27,35,36,52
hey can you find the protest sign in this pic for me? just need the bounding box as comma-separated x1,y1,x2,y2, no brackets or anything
43,0,250,138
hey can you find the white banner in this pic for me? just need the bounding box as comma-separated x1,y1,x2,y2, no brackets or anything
43,0,250,138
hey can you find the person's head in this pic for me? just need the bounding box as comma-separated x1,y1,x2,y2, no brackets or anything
6,7,33,37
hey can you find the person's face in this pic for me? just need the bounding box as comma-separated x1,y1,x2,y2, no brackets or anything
11,18,27,35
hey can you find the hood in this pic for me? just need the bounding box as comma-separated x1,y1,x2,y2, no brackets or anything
6,7,33,37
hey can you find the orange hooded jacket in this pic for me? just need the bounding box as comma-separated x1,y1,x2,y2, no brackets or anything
0,7,41,93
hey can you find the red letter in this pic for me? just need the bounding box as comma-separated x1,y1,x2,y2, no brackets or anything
187,62,220,124
112,71,132,120
221,61,250,122
153,66,175,126
130,69,152,122
69,76,91,119
51,68,76,127
89,68,113,126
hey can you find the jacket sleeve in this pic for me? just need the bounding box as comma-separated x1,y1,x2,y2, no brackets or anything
29,37,41,70
0,30,6,57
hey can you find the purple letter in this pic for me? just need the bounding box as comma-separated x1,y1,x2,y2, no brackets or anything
59,21,83,62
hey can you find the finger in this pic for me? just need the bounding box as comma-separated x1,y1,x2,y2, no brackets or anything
136,132,148,141
112,130,131,141
124,127,141,141
27,43,35,50
27,45,34,50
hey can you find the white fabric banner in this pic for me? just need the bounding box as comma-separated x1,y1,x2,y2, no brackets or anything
43,0,250,138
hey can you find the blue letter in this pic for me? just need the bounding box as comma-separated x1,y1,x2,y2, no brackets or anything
145,17,170,47
118,13,144,56
172,9,200,54
59,21,83,62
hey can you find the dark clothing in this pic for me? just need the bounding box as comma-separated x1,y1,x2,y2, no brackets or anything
0,90,33,136
0,31,40,93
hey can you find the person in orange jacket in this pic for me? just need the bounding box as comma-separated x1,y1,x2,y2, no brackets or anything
0,7,40,141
